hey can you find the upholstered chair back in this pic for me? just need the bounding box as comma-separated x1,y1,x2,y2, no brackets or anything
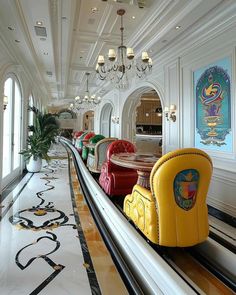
75,131,84,138
87,138,117,173
89,134,105,155
72,131,84,145
106,140,136,171
99,139,138,196
75,131,88,151
150,148,212,247
83,132,95,143
95,138,117,170
82,134,105,162
77,132,95,154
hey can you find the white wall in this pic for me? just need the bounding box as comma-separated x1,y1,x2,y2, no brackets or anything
179,24,236,216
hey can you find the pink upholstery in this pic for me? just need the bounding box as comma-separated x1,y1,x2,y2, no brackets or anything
99,140,138,196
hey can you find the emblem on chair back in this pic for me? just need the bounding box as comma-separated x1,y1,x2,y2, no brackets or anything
174,169,199,210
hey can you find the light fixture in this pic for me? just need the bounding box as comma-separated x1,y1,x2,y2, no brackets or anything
96,9,152,89
164,104,176,122
70,73,101,112
91,7,98,13
69,102,83,114
111,115,119,124
36,21,43,26
3,95,8,111
155,107,162,117
175,25,181,30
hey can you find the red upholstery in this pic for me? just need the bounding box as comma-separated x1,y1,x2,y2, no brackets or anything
99,140,138,196
75,131,84,138
72,131,84,145
83,132,95,145
77,132,95,154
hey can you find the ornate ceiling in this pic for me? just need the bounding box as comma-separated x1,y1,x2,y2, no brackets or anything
0,0,226,107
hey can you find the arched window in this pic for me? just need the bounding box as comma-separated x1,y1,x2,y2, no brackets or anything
2,76,22,186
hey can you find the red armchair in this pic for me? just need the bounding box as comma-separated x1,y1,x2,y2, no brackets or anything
99,140,138,196
77,132,95,154
72,131,84,145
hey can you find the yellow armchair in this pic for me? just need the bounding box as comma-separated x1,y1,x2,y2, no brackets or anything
124,148,213,247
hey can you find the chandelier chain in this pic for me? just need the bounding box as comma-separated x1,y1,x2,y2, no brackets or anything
96,9,152,89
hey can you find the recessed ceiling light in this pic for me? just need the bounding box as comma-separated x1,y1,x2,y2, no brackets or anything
91,7,98,13
132,16,136,19
8,26,14,31
175,25,181,30
15,39,20,43
36,21,43,26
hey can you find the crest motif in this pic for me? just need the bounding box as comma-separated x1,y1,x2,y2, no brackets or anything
174,169,199,210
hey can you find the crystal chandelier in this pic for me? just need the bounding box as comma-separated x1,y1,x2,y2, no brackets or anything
96,9,152,89
69,101,83,113
69,73,101,112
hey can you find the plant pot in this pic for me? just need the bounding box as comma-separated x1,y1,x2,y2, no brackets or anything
26,157,42,173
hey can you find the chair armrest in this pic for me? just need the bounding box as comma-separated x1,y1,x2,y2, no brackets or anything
132,184,153,201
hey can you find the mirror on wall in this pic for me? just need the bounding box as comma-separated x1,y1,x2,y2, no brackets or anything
135,90,162,155
83,111,94,131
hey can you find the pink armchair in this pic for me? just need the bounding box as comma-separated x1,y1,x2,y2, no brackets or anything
99,140,138,196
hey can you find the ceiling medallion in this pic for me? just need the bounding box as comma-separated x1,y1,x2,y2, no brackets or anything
96,9,152,89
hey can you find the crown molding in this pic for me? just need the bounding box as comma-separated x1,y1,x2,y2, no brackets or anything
149,1,236,75
128,0,174,48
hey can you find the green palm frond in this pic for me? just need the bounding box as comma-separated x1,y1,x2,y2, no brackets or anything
19,107,60,162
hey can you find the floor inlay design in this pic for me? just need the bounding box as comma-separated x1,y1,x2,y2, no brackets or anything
15,231,65,294
9,165,76,231
0,145,95,295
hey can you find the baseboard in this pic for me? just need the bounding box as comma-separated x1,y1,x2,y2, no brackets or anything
207,195,236,217
208,205,236,228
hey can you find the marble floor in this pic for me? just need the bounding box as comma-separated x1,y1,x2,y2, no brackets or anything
0,144,127,295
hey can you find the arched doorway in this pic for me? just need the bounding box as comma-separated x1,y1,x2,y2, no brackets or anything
100,103,113,137
83,110,94,131
121,85,164,154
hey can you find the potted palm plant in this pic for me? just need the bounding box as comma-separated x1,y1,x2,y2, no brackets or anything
20,107,60,172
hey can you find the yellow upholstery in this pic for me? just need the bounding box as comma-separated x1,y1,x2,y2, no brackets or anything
124,148,213,247
124,184,159,243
